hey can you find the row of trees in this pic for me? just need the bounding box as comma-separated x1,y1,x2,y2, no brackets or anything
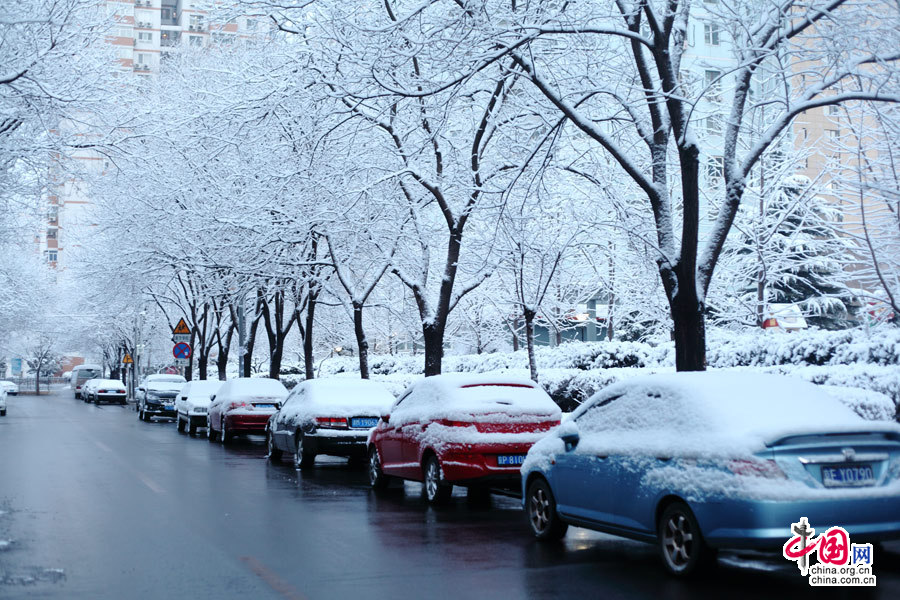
3,1,899,383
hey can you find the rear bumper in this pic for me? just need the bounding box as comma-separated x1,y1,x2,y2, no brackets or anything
305,432,369,457
697,494,900,549
96,393,126,404
437,444,533,486
224,413,270,432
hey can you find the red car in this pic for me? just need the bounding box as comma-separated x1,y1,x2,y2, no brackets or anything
367,374,561,503
207,378,288,444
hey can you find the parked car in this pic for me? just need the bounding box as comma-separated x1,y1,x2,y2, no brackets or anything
0,381,19,396
208,378,288,444
0,387,7,416
175,380,224,435
137,374,187,422
80,378,100,403
71,364,103,399
84,378,127,405
520,372,900,577
368,374,561,503
267,378,395,468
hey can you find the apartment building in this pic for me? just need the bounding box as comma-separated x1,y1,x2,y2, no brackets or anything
41,1,263,269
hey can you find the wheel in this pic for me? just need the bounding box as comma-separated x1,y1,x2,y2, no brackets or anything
208,421,219,442
83,395,90,403
526,477,568,540
293,433,315,469
267,430,282,462
177,415,186,433
0,410,6,416
188,420,198,436
423,455,452,504
221,419,233,444
368,447,390,490
658,501,714,577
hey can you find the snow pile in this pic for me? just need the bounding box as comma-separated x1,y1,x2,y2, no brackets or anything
278,378,394,427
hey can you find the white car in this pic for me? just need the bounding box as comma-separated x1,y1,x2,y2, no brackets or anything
0,381,19,396
86,378,127,405
0,388,7,416
175,380,225,435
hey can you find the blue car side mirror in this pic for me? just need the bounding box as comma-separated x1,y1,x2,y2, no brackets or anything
561,432,580,451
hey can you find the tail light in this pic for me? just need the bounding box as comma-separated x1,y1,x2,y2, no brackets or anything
98,389,107,394
438,419,472,428
227,401,248,411
316,417,348,429
728,459,786,479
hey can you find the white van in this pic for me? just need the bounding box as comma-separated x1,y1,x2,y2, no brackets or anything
71,364,103,399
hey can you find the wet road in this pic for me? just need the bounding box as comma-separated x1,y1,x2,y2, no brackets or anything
1,388,898,599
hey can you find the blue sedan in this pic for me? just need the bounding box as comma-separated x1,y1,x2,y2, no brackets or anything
521,372,900,577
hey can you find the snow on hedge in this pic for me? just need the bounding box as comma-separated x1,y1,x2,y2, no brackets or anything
281,326,899,422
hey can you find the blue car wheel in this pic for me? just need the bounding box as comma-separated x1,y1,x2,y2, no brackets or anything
658,501,715,577
526,478,568,541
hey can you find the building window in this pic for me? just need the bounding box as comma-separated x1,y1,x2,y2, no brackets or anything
705,69,723,102
138,31,152,42
704,114,723,135
827,104,841,116
46,250,58,263
47,229,57,239
706,156,725,184
48,207,58,224
245,18,259,31
704,23,721,46
190,35,201,46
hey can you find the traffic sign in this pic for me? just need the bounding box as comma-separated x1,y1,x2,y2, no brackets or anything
173,318,191,335
173,358,189,366
123,354,133,364
172,334,190,343
173,342,192,359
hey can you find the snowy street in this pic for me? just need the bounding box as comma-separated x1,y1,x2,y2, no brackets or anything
0,387,898,599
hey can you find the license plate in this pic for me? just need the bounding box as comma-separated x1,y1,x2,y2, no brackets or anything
350,417,379,429
497,454,526,466
253,404,275,409
822,464,875,487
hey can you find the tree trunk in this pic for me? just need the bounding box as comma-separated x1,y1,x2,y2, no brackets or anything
353,303,369,379
198,352,208,380
35,358,42,395
304,287,318,380
671,296,706,372
268,344,284,380
670,144,707,372
244,300,262,378
423,323,444,377
524,310,538,383
511,329,519,352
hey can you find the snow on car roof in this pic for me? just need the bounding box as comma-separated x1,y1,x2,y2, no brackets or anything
181,380,224,398
146,374,186,383
571,371,900,453
92,379,126,387
390,373,560,426
299,378,395,405
219,377,288,400
279,378,395,424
